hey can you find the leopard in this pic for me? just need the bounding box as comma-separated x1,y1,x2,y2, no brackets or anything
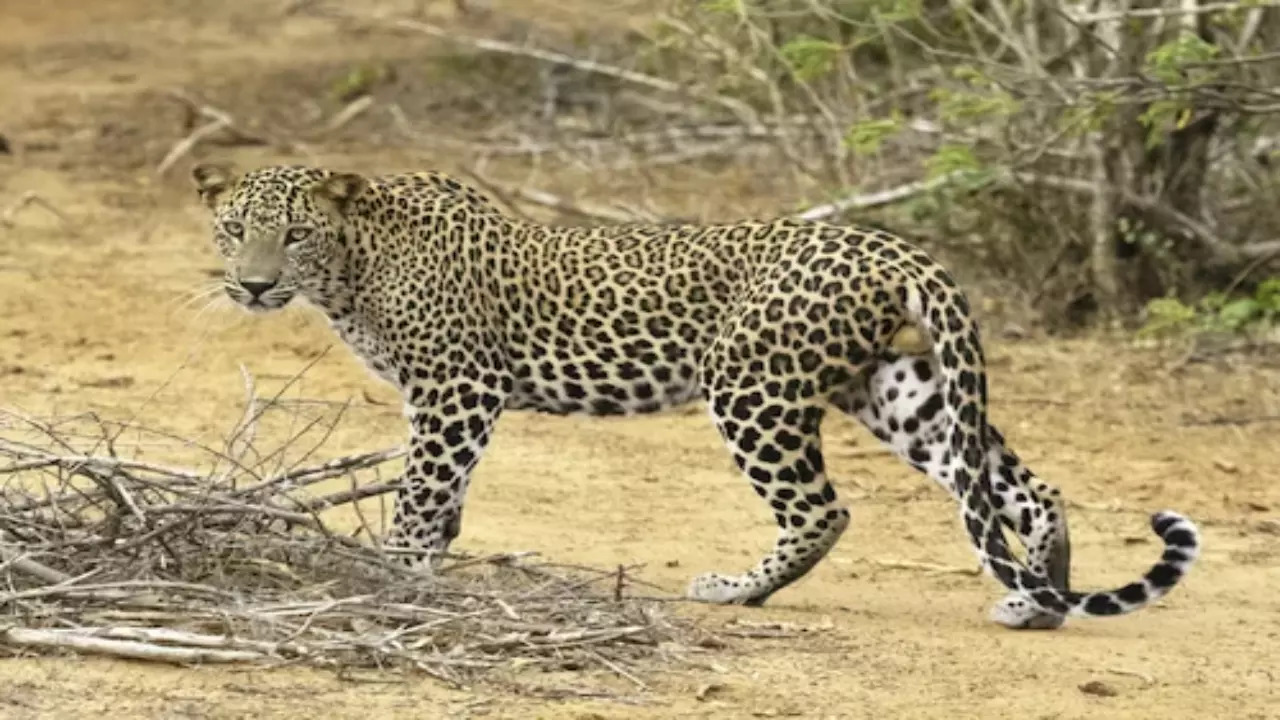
190,162,1201,629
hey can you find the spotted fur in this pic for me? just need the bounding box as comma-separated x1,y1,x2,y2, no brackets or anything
191,163,1200,627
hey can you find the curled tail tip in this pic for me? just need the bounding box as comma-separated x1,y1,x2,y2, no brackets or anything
1151,509,1190,531
1068,508,1200,619
1152,510,1202,557
1034,510,1202,623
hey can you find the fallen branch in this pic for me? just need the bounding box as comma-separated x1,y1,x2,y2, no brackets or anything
232,445,407,499
794,171,973,222
871,559,981,576
0,539,71,584
387,19,756,124
1181,413,1280,428
2,626,265,664
804,167,1280,272
319,95,377,136
510,185,655,224
155,119,234,177
73,626,309,656
300,479,400,511
463,165,662,224
155,90,281,176
830,447,894,458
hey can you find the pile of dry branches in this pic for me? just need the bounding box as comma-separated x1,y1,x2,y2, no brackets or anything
0,397,704,692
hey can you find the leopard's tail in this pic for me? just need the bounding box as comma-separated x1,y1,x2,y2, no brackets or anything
899,266,1200,622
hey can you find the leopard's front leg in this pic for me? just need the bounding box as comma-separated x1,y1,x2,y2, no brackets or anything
384,375,507,569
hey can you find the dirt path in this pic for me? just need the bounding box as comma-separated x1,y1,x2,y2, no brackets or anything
2,2,1279,718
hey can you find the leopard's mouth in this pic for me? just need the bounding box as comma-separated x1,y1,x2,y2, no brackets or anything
242,296,293,313
224,286,296,313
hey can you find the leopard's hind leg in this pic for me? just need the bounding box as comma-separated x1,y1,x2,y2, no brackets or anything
685,301,861,606
688,386,851,606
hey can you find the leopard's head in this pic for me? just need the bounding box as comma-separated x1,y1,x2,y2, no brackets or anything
191,163,367,312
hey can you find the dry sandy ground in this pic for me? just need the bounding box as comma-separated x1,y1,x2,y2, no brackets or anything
2,2,1279,718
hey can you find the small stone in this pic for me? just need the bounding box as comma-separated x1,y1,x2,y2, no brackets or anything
1000,323,1029,340
1079,680,1118,697
695,682,725,701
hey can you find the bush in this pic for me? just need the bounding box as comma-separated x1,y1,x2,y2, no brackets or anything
647,0,1280,326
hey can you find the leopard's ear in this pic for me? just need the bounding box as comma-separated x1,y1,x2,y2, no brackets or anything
311,171,368,216
191,163,235,210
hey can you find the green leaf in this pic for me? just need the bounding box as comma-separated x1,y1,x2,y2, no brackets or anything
779,35,842,81
1139,297,1199,338
844,116,901,156
1217,298,1261,330
1199,291,1228,311
1137,99,1181,149
700,0,741,13
948,64,988,87
932,67,1020,123
926,144,981,178
329,62,392,102
1143,32,1220,85
872,0,920,22
1253,276,1280,310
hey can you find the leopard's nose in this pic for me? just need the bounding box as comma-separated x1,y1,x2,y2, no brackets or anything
240,279,276,298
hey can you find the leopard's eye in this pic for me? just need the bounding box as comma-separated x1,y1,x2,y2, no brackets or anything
284,226,313,246
222,220,245,239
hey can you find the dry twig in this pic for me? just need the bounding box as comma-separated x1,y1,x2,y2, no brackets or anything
2,626,266,664
0,192,74,231
155,90,293,176
871,559,981,576
462,165,662,224
794,170,976,222
320,96,377,136
385,19,756,124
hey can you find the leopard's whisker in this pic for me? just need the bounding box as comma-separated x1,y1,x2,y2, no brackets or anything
169,283,225,314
